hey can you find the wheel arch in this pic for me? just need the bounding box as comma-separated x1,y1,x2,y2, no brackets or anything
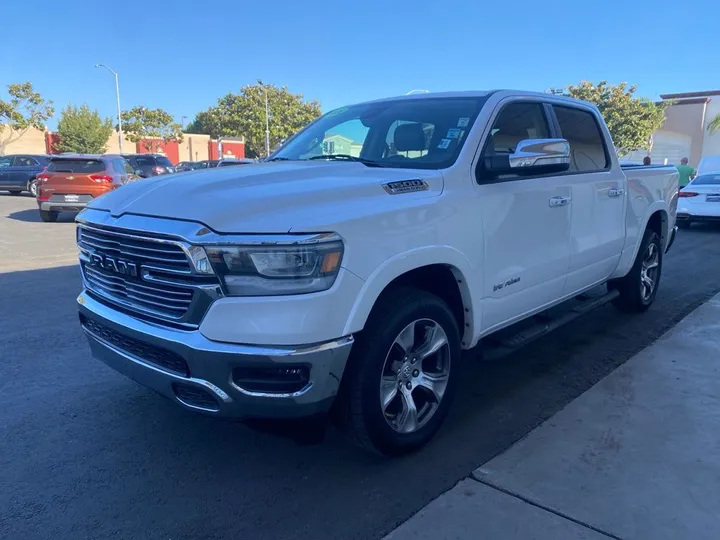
343,248,477,348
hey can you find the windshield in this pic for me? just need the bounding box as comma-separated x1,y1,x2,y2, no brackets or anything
270,97,487,169
692,174,720,185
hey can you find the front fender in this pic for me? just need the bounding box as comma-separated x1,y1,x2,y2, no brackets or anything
342,246,479,347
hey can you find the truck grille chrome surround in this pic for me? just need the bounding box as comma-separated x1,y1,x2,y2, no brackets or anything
77,223,222,328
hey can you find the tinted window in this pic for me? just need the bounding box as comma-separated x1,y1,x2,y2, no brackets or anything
15,156,38,167
692,174,720,185
133,156,156,166
0,157,12,168
123,160,135,174
155,156,173,167
553,105,608,172
47,159,105,173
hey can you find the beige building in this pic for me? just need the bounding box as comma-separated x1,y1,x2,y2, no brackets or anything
625,90,720,167
0,126,217,163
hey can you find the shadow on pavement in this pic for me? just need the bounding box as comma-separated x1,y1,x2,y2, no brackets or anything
3,229,720,540
6,208,78,223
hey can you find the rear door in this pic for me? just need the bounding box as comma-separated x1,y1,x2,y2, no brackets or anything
475,100,573,330
8,156,40,187
42,158,108,204
550,104,626,294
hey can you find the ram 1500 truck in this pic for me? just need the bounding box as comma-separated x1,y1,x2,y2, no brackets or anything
76,90,678,455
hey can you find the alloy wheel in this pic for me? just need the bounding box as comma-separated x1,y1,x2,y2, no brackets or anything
640,242,659,301
379,319,451,434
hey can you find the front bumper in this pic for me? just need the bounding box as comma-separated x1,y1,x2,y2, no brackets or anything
77,290,353,419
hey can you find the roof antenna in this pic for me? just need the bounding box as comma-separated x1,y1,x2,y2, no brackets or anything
405,89,429,95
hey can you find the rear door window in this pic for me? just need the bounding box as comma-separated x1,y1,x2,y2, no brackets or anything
47,159,106,173
15,156,38,167
0,157,12,168
552,105,609,172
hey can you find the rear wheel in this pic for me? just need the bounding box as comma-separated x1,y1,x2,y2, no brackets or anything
610,228,662,313
39,210,59,222
28,180,38,197
333,287,462,456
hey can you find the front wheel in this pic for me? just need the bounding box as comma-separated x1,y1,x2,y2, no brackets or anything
333,287,462,456
28,180,38,197
610,228,662,313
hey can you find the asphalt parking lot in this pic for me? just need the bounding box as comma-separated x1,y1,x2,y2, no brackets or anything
3,193,720,540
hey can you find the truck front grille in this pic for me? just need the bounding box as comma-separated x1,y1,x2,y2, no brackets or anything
78,224,220,327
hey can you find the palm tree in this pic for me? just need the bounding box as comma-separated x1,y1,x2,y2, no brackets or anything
709,113,720,135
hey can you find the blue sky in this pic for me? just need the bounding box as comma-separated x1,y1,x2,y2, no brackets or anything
1,0,717,130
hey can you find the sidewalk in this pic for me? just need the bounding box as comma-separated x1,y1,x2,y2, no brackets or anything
386,293,720,540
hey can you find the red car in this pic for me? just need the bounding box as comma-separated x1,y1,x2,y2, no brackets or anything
37,155,138,222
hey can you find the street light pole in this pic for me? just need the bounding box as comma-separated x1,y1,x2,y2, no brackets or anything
95,64,123,153
258,79,270,157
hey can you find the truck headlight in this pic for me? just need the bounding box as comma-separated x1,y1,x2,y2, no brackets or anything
204,238,344,296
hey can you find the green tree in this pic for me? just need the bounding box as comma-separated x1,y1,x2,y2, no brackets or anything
549,81,667,156
121,106,183,152
56,104,113,154
0,82,54,154
707,114,720,135
187,83,322,158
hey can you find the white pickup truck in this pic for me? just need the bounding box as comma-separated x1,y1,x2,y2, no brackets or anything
76,90,678,455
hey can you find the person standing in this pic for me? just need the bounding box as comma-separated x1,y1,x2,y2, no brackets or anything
676,157,696,188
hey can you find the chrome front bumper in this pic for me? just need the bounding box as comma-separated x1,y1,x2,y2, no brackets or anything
77,291,353,419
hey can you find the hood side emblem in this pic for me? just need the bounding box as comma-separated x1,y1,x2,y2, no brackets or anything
383,179,429,195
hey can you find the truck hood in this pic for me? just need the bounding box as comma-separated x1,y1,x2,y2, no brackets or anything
88,161,443,233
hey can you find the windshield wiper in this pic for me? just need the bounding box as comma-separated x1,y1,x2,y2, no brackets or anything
265,156,292,162
308,154,385,167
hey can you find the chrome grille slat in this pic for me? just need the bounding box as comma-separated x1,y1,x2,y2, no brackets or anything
77,224,219,325
80,228,184,254
85,265,192,298
79,238,187,266
84,267,191,311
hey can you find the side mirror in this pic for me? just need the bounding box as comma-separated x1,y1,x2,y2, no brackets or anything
483,138,571,177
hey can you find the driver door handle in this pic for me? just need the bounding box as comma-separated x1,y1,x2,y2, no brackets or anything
608,188,625,197
549,196,571,207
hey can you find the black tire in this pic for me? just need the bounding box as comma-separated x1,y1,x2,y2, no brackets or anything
332,286,462,456
610,228,662,313
677,220,691,229
9,190,22,196
39,210,59,222
27,180,38,197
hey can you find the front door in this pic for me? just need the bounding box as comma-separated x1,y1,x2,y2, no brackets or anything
0,156,12,188
550,104,626,293
475,100,573,331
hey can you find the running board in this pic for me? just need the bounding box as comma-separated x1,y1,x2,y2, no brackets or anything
480,288,619,361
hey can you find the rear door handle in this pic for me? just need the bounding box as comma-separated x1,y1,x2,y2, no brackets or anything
549,196,571,207
608,188,625,197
